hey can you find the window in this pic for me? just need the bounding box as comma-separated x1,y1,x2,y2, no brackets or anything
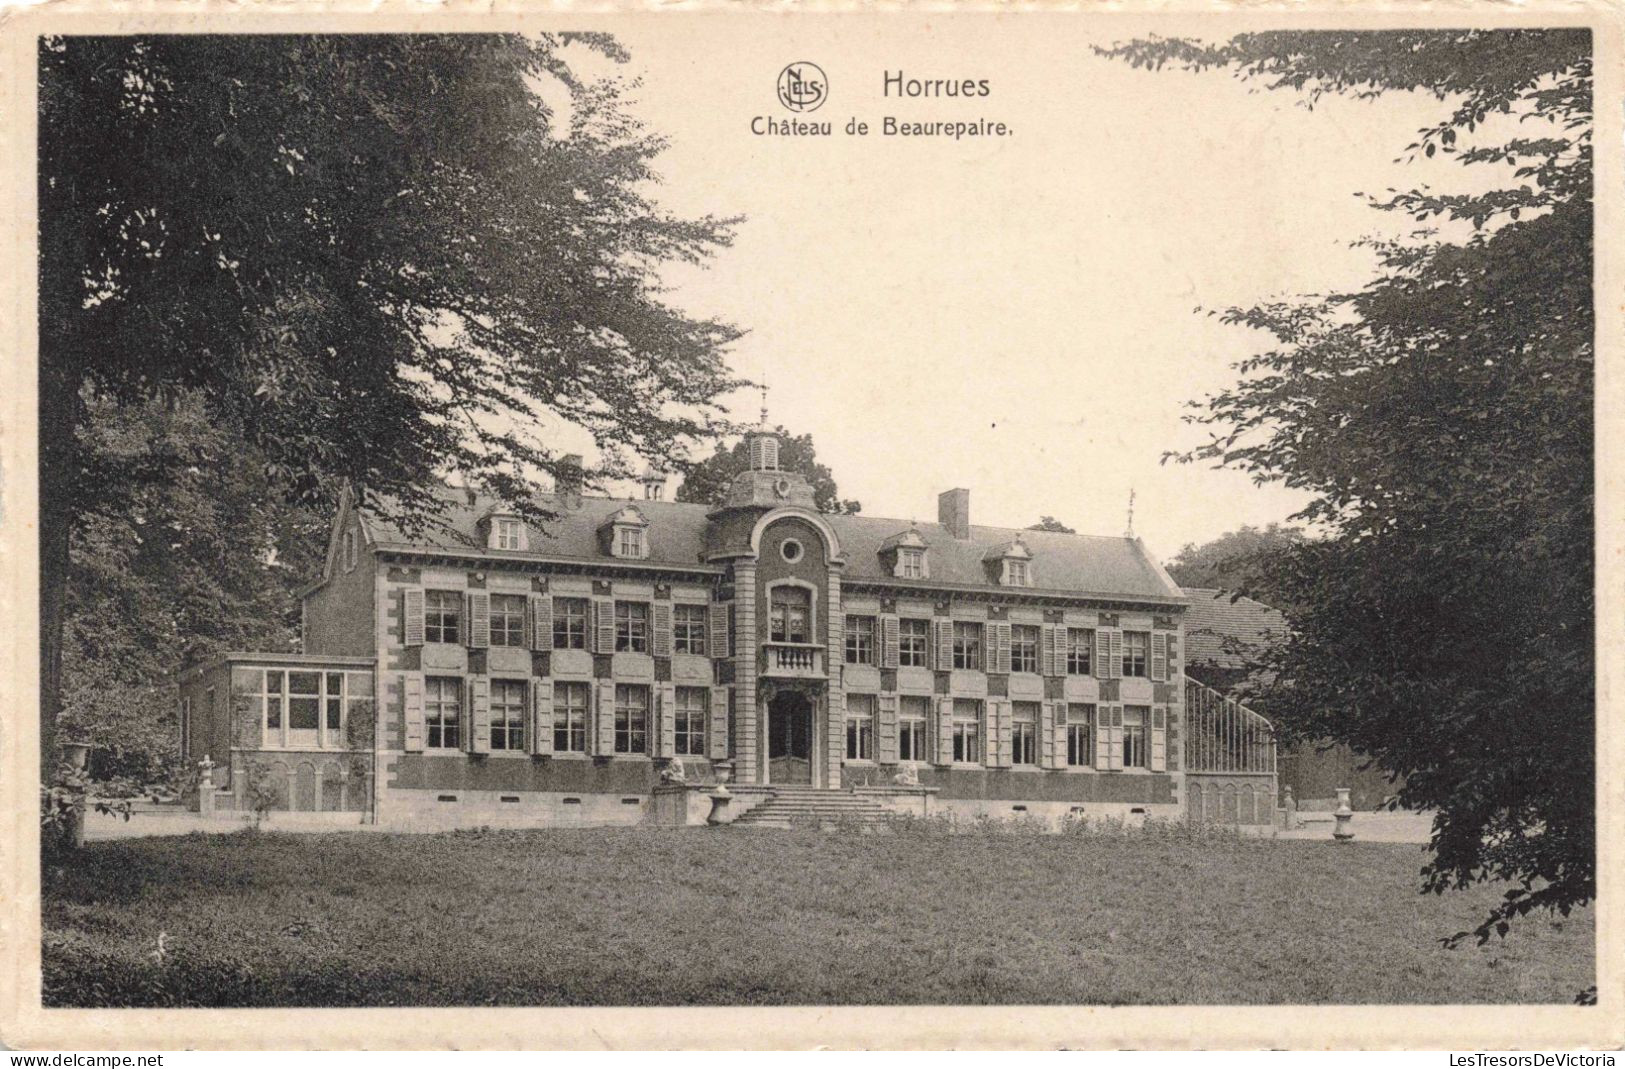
675,687,708,756
490,680,527,751
1123,631,1149,677
1007,559,1030,586
780,538,804,563
1066,628,1093,675
952,622,982,671
1012,701,1039,765
1123,706,1149,768
288,671,321,739
425,590,462,644
673,605,708,655
495,518,523,550
341,529,358,571
898,697,930,762
617,526,644,559
898,548,925,579
1066,703,1095,767
1011,625,1039,673
844,615,876,665
899,619,929,668
553,597,588,650
324,672,344,747
553,682,588,753
614,684,649,754
266,674,282,731
615,601,650,653
769,586,810,643
490,594,526,648
845,694,875,761
951,699,983,764
425,676,462,749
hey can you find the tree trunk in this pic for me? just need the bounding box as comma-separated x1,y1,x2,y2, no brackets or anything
38,348,81,781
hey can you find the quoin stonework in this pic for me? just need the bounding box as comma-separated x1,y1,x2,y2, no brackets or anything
176,423,1278,829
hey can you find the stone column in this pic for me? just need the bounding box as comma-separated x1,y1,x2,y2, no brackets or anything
825,566,845,789
733,561,759,784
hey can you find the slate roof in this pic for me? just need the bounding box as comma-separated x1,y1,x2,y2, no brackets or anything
360,487,1184,602
1179,587,1289,669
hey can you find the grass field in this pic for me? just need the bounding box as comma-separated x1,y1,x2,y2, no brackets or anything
41,822,1593,1006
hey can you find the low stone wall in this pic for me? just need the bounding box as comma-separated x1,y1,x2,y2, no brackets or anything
376,787,650,829
924,798,1179,828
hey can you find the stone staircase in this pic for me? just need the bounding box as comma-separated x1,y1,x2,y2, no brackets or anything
730,785,894,829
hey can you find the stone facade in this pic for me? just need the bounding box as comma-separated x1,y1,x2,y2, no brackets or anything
180,426,1202,826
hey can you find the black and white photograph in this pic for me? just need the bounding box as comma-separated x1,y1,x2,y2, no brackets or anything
3,4,1618,1052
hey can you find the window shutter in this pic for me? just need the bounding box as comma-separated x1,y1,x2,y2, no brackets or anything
992,622,1012,674
402,589,425,647
709,603,731,659
1112,631,1127,679
934,697,954,764
1094,628,1111,680
593,597,615,654
1039,701,1056,769
1040,625,1058,677
467,675,491,754
877,694,899,764
995,700,1014,768
983,699,999,766
1094,705,1112,769
1108,705,1125,770
708,687,730,760
1150,705,1167,772
1151,632,1169,682
527,594,552,652
934,620,954,670
402,673,425,753
593,681,617,755
652,603,673,658
880,615,900,669
655,682,677,758
530,679,553,756
466,592,491,649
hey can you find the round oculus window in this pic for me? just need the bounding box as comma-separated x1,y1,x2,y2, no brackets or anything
780,538,804,563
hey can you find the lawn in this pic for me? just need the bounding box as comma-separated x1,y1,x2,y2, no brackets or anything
41,822,1593,1006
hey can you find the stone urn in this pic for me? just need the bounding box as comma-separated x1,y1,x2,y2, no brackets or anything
705,782,733,825
1333,787,1355,842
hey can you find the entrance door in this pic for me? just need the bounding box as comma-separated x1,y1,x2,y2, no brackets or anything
768,692,813,785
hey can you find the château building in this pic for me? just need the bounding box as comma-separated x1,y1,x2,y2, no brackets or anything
177,424,1278,828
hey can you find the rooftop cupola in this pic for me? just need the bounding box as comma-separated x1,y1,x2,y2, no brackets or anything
717,387,816,511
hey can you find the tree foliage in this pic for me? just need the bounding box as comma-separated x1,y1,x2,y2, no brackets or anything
1165,523,1307,604
39,34,744,766
1100,30,1593,946
675,426,861,514
1027,516,1076,534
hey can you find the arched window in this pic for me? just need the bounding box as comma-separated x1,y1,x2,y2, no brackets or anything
769,585,811,643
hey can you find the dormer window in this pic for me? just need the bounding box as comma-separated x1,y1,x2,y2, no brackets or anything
482,511,528,552
618,526,644,559
599,504,651,560
985,538,1035,587
879,525,930,580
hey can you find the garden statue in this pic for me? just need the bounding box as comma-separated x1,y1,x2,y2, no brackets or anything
661,758,689,784
892,764,919,787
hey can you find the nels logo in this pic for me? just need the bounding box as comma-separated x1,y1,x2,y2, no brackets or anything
776,62,828,113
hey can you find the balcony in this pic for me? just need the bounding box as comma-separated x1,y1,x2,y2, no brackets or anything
761,642,826,679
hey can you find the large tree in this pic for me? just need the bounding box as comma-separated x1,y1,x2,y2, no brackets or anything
676,426,861,514
40,35,744,770
1100,30,1593,948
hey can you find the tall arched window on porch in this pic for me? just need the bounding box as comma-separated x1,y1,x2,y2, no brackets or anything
769,585,811,643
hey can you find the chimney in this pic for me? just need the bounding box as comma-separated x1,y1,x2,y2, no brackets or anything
556,454,584,509
938,488,971,540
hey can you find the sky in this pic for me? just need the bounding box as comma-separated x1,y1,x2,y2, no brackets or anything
538,16,1490,563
